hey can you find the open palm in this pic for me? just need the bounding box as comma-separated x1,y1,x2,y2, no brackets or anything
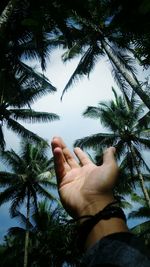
51,137,118,218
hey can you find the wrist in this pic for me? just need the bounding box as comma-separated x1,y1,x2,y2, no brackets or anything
79,193,116,218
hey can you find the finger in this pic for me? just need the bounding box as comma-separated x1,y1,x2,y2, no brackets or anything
51,137,79,168
103,147,116,165
51,137,66,162
74,147,92,166
63,147,80,168
51,136,69,150
53,147,69,185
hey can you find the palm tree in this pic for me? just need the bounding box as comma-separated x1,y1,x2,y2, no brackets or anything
1,1,150,108
0,0,85,73
0,1,60,151
0,141,57,267
0,232,24,267
59,3,150,109
5,201,81,267
30,202,81,267
108,0,150,67
128,191,150,248
0,1,61,150
74,88,150,207
0,69,59,150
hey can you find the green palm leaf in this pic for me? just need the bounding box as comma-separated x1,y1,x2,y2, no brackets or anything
74,132,117,149
36,184,57,201
0,172,18,186
9,86,57,108
16,62,56,91
0,186,18,205
61,44,104,99
10,187,27,218
138,111,150,129
83,106,102,119
6,118,47,144
62,43,83,62
0,149,25,173
128,207,150,219
136,137,150,150
131,221,150,236
9,109,59,123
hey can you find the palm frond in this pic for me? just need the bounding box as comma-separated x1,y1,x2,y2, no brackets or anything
20,140,49,160
130,193,146,206
115,167,135,195
9,109,60,123
131,220,150,236
6,118,47,144
10,187,26,217
74,132,117,149
16,62,56,92
83,106,101,119
36,184,57,202
136,137,150,151
109,44,137,76
140,128,150,139
37,171,52,181
119,151,136,180
0,149,24,172
9,86,57,108
8,226,26,237
61,44,104,99
138,111,150,129
119,200,133,210
112,139,126,159
111,64,131,97
0,186,17,205
132,145,150,173
0,172,18,186
11,211,33,230
96,104,126,132
62,43,83,62
39,178,57,189
128,207,150,219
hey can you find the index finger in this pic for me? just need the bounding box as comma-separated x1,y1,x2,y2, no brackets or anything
51,137,79,168
52,146,68,183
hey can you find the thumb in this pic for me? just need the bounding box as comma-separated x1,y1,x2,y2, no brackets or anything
103,147,116,165
102,147,119,188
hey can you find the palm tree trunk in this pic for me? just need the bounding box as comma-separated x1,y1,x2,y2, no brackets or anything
101,40,150,110
0,0,17,34
23,191,30,267
130,144,150,208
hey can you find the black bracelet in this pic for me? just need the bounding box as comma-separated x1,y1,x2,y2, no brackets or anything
76,201,126,249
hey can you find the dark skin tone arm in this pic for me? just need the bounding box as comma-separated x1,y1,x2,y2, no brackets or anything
51,137,129,249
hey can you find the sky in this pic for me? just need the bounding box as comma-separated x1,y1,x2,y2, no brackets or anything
4,49,120,152
0,48,149,241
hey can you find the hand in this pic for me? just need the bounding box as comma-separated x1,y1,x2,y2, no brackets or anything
51,137,119,218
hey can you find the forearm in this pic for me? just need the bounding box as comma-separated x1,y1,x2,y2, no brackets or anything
85,217,129,249
77,194,129,249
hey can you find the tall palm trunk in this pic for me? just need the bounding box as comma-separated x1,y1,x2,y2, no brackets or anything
24,191,30,267
130,144,150,208
101,40,150,110
0,0,17,34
